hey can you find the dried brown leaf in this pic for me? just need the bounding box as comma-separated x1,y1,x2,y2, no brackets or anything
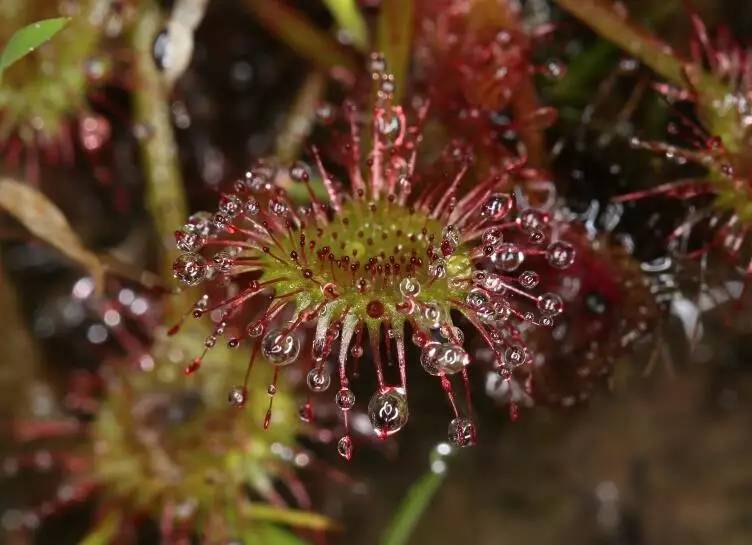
0,178,105,293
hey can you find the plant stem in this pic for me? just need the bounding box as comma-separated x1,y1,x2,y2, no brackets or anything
243,0,358,83
379,465,447,545
132,2,188,284
377,0,414,104
552,0,687,86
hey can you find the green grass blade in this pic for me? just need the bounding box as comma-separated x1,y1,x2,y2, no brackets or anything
379,468,446,545
0,17,70,76
323,0,368,51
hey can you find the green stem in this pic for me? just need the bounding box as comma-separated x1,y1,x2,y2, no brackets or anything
132,2,188,284
377,0,414,104
552,0,688,86
379,465,447,545
553,0,746,157
243,0,358,80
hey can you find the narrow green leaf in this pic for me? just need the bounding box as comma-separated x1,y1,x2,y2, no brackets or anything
0,17,70,75
241,502,337,531
244,0,357,76
377,0,414,101
243,524,309,545
323,0,369,51
379,469,446,545
78,511,121,545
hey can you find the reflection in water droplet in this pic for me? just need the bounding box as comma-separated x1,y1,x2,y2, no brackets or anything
173,253,208,286
306,367,331,392
368,387,409,438
448,417,476,447
261,329,300,366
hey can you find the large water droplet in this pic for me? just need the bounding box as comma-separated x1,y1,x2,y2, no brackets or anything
482,227,504,248
218,193,242,218
400,277,421,297
306,367,331,392
337,435,353,460
421,303,443,329
212,251,234,273
420,342,442,375
518,270,540,288
546,241,575,269
368,387,409,438
537,292,564,316
173,253,208,286
503,344,527,367
152,22,193,81
227,386,246,407
518,209,549,233
335,388,355,410
376,108,402,144
448,417,476,447
289,161,311,182
428,258,447,278
466,287,490,310
435,344,470,374
261,329,300,366
493,243,524,271
482,193,514,220
175,229,205,252
268,198,289,216
186,211,217,237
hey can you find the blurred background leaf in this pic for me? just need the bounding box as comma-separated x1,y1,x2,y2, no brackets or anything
0,17,70,77
323,0,369,51
0,178,105,292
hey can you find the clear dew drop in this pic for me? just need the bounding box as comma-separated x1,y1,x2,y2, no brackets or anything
399,276,421,297
246,321,264,338
172,253,208,286
368,52,387,75
481,193,514,220
337,435,353,460
546,241,576,269
268,198,289,216
420,342,442,375
306,367,331,392
185,211,217,237
482,227,504,248
421,303,443,329
152,22,193,79
428,258,447,278
448,417,476,447
493,243,524,271
442,225,461,246
289,160,311,182
375,107,402,144
212,251,233,273
518,270,540,288
518,208,549,233
244,198,260,216
503,344,527,368
435,344,470,375
218,193,242,217
537,292,564,316
335,388,355,410
227,386,246,407
261,329,301,366
175,229,205,252
368,387,409,438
